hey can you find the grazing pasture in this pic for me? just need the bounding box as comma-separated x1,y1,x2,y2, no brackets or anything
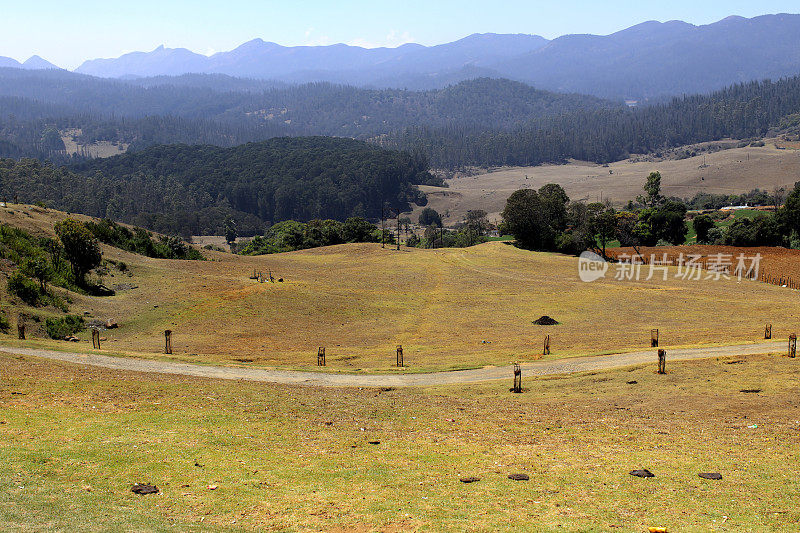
417,142,800,225
3,205,800,373
1,352,797,531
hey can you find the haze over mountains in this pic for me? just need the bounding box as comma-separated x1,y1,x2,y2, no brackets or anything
28,13,799,99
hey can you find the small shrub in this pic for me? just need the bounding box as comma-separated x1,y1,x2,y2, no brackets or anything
45,315,85,340
7,272,42,306
0,312,9,333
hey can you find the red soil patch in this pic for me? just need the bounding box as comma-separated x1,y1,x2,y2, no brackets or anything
608,245,800,289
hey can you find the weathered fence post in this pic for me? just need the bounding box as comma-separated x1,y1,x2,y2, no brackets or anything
317,347,326,366
543,335,551,356
651,329,659,347
92,328,101,349
164,330,172,354
512,363,522,393
17,320,24,340
765,324,772,340
657,349,667,374
789,335,797,358
396,345,403,367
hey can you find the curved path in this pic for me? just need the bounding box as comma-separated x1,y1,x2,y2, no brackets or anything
0,341,784,388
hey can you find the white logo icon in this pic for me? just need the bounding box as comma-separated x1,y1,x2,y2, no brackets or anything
578,251,608,282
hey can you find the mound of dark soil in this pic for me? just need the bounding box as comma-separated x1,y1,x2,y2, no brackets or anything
629,469,655,478
131,483,159,495
533,316,560,326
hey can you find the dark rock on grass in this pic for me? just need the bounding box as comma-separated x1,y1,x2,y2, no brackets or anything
131,483,159,495
627,380,638,385
740,389,762,393
629,469,655,478
698,472,723,480
533,316,559,326
460,477,481,483
368,440,380,445
508,473,530,481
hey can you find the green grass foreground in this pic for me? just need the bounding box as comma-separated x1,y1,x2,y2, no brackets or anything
1,352,798,531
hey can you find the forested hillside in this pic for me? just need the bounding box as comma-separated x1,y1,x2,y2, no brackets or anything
385,76,800,167
0,138,435,236
3,68,800,171
0,70,615,160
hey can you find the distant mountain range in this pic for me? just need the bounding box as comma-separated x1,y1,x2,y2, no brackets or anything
3,13,800,99
0,55,61,70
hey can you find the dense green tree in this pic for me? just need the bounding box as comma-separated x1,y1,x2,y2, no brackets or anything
22,256,52,291
418,207,442,227
638,172,665,207
725,214,782,246
692,214,715,244
224,216,238,245
54,218,102,285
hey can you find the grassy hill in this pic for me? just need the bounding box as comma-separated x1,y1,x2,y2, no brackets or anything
2,204,800,531
2,204,800,373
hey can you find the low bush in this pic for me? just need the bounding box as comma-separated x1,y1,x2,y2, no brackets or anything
45,315,85,340
7,271,42,305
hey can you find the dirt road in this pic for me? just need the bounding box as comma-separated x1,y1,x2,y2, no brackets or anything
0,341,785,388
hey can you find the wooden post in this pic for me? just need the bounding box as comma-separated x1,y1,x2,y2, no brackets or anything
396,345,404,367
651,329,659,347
512,363,522,393
92,328,101,349
657,349,667,374
789,335,797,358
164,330,172,354
17,321,25,340
317,347,326,366
765,324,772,340
543,335,550,356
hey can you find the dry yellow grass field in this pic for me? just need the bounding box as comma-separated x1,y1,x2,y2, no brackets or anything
2,204,798,373
417,141,800,225
59,128,128,158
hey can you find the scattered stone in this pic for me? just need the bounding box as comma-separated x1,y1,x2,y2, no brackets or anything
368,440,380,445
460,477,481,483
99,337,108,342
207,484,218,490
629,469,655,478
63,335,80,342
627,380,638,385
740,389,762,393
507,473,530,481
131,483,159,495
698,472,723,480
533,316,559,326
105,320,119,329
725,360,745,365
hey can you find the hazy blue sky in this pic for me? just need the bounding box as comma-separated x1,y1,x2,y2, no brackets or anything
2,0,798,69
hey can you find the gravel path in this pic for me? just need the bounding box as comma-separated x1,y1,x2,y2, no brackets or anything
0,341,783,388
